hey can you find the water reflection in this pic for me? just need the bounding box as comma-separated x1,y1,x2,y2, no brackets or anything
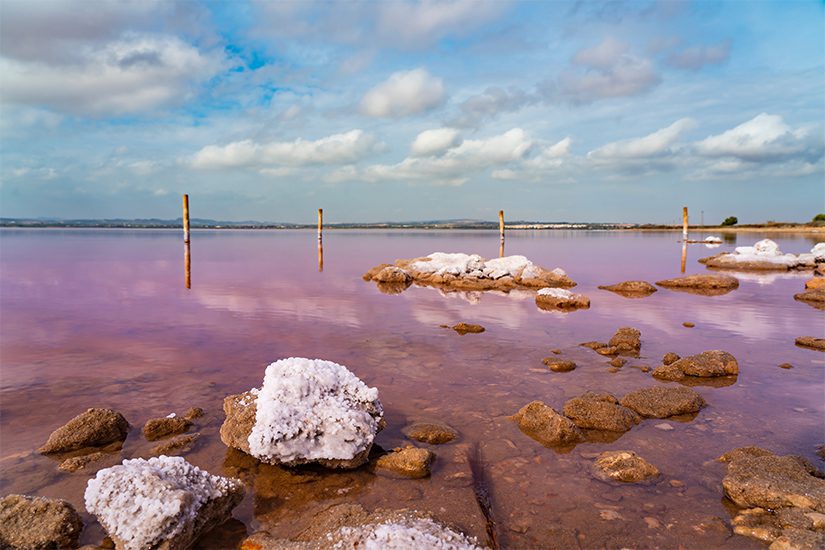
680,241,687,273
184,242,191,289
318,240,324,272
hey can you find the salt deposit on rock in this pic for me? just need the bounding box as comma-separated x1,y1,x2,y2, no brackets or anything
700,239,824,271
84,456,244,550
535,287,590,311
364,252,576,292
221,358,384,468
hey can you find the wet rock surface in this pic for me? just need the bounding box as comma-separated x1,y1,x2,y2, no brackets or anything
608,327,641,355
403,422,458,444
620,386,706,418
562,392,640,432
655,274,740,295
142,416,192,441
794,288,825,309
806,277,825,290
652,350,739,381
374,446,434,478
58,451,107,473
150,433,200,456
662,352,680,365
593,451,660,483
451,322,485,334
511,401,584,447
542,357,577,372
795,337,825,352
0,494,83,550
609,357,627,368
597,281,657,297
38,408,129,454
85,456,244,550
535,288,590,311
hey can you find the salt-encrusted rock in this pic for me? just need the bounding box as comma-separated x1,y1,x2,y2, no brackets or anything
59,451,107,473
542,357,576,372
806,278,825,290
653,350,739,381
794,288,825,308
699,240,824,271
364,252,576,293
720,447,825,512
598,281,658,297
608,327,641,355
795,337,825,352
85,456,244,550
403,422,457,444
39,408,129,454
511,401,584,447
662,352,680,365
593,451,660,483
220,358,384,468
535,288,590,310
0,494,83,549
451,322,485,334
620,386,706,418
143,416,192,441
655,274,740,295
562,392,640,432
375,447,434,479
150,433,200,457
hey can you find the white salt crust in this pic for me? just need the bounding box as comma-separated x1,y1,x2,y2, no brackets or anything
410,253,564,281
537,287,573,298
247,358,383,464
704,236,723,243
721,239,824,267
332,517,483,550
84,456,242,550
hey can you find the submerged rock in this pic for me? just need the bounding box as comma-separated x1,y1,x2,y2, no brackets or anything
597,281,657,297
511,401,584,447
403,422,458,445
0,494,83,549
609,357,627,368
220,358,384,469
375,447,434,479
39,408,129,454
794,288,825,309
655,274,740,295
593,451,660,483
562,392,640,432
58,451,107,473
608,327,641,355
451,322,485,335
699,239,824,271
653,350,739,381
620,386,706,418
795,337,825,352
150,433,200,457
85,456,244,550
535,288,590,310
142,416,192,441
542,357,576,372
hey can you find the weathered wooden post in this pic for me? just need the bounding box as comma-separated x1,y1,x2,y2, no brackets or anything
184,242,191,289
499,209,505,246
182,194,190,243
317,208,323,241
682,206,688,241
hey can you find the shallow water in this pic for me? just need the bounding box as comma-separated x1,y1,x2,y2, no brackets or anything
1,228,823,548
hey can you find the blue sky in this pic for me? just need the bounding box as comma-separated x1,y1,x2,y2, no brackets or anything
1,0,823,223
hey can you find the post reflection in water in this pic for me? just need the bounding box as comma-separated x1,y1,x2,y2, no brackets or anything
184,242,191,289
680,241,687,273
499,238,505,258
318,239,324,272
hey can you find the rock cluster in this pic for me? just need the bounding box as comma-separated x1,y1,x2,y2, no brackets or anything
720,447,825,548
652,350,739,382
597,280,658,298
0,495,83,549
579,327,641,357
655,274,740,295
364,252,576,292
700,239,824,271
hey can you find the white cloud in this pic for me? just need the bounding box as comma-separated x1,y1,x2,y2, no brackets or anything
694,113,819,162
410,128,462,157
667,41,731,70
191,130,383,170
450,86,537,128
360,68,446,118
588,118,696,159
1,34,225,116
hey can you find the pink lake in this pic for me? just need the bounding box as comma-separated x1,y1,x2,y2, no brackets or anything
1,228,823,548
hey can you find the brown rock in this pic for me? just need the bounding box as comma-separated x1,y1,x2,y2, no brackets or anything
375,447,434,478
511,401,584,447
142,416,192,441
562,392,640,432
779,363,794,370
373,266,412,284
598,281,657,297
609,357,627,368
58,451,106,473
806,278,825,290
362,263,393,281
683,321,696,328
0,494,83,549
580,341,608,350
795,337,825,352
150,433,200,456
794,289,825,307
722,447,825,511
662,352,680,365
535,290,590,311
732,508,783,542
770,529,825,550
653,350,738,381
593,450,660,482
620,386,706,418
655,274,740,295
39,408,129,454
595,346,621,356
451,322,485,335
183,407,204,420
403,423,457,445
608,327,641,354
542,358,576,372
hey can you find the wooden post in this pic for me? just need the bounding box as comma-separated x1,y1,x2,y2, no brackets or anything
317,208,323,241
184,242,191,289
182,194,190,243
499,210,505,241
682,206,688,240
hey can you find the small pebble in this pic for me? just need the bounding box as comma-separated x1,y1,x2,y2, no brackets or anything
779,363,793,369
654,423,674,431
669,479,685,488
683,322,695,328
551,348,562,355
644,517,662,529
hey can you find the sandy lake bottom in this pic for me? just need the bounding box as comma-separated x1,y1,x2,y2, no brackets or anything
1,228,823,548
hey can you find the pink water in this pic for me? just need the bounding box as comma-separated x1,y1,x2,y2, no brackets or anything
1,229,823,548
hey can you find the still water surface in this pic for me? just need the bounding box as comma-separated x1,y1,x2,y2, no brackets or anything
1,229,822,548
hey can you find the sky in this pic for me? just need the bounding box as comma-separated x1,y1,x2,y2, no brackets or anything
0,0,823,224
